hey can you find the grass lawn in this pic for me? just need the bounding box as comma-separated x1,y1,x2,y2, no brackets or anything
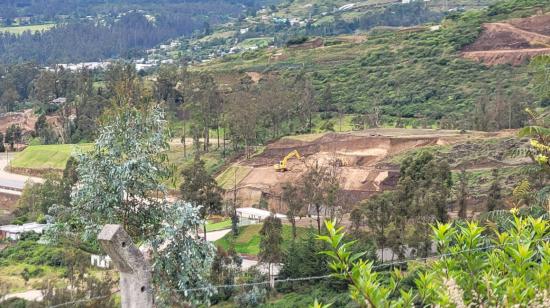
215,224,310,255
206,219,232,232
0,23,55,35
10,144,92,171
282,132,327,142
0,263,65,293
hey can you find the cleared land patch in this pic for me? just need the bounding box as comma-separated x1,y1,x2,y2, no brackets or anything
0,23,55,35
10,144,92,171
462,14,550,65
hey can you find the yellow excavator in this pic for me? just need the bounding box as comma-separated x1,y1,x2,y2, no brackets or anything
274,150,302,172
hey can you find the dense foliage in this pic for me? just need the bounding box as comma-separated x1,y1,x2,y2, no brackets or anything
0,1,275,64
319,216,550,307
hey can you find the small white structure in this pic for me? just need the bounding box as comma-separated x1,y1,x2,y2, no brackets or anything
51,97,67,104
240,28,249,34
338,4,355,11
236,207,286,222
0,223,48,241
135,63,156,71
91,254,112,269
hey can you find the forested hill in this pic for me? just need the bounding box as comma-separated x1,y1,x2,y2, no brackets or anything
0,0,277,64
0,0,274,18
196,0,550,131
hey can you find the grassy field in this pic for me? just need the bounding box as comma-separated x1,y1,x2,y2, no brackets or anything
237,37,274,49
9,142,229,190
215,224,310,255
10,144,92,170
0,262,64,292
206,219,232,232
0,23,55,35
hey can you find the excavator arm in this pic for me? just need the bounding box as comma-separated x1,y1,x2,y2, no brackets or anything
274,150,301,172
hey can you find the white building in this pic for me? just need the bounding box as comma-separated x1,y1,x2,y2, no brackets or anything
0,223,48,241
91,255,112,269
236,207,286,222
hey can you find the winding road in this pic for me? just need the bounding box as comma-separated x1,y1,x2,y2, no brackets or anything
0,153,43,195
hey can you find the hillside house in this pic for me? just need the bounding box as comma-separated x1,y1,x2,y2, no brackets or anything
236,207,286,223
91,254,112,268
0,222,48,241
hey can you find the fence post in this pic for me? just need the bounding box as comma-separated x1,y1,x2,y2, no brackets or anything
98,224,153,308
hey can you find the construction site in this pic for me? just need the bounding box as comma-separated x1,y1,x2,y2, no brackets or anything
462,13,550,65
216,128,522,214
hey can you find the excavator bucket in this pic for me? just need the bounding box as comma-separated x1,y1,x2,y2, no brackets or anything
274,150,301,172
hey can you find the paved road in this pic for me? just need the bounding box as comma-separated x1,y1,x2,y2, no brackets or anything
203,229,231,242
0,153,43,191
1,289,43,302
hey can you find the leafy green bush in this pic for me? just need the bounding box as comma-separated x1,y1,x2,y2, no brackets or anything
0,239,84,267
318,214,550,306
285,36,308,46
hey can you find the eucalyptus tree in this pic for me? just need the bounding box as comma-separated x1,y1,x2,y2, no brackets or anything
61,105,170,242
47,105,215,305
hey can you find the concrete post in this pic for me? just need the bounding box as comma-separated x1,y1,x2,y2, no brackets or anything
98,224,153,308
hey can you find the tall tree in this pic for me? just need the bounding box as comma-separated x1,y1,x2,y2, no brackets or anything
363,192,394,261
394,151,452,257
0,132,5,153
320,83,334,118
51,106,170,243
281,182,304,240
486,168,502,212
259,213,283,280
456,166,469,219
180,155,224,239
5,124,22,150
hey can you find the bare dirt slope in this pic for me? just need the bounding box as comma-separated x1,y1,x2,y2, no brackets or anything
228,128,517,209
0,109,38,133
462,14,550,66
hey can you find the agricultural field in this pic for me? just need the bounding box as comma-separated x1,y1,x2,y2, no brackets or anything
0,24,55,35
206,219,232,232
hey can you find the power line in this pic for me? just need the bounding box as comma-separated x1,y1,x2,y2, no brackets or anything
45,235,550,306
47,290,120,308
177,235,550,293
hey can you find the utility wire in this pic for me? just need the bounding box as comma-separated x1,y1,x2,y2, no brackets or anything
178,235,550,293
45,235,550,306
47,289,120,308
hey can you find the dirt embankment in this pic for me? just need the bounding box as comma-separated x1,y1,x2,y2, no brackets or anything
462,14,550,66
0,109,37,133
228,129,511,209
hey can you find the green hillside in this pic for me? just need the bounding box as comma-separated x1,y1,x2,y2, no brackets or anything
197,0,548,130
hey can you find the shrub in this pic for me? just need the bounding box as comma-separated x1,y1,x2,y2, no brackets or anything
318,214,550,306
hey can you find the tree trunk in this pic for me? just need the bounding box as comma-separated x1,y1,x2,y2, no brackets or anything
316,205,321,234
223,127,226,158
216,124,220,149
203,223,207,240
183,125,187,158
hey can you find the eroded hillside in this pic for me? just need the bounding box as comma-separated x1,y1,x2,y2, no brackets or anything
462,14,550,65
218,128,523,210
